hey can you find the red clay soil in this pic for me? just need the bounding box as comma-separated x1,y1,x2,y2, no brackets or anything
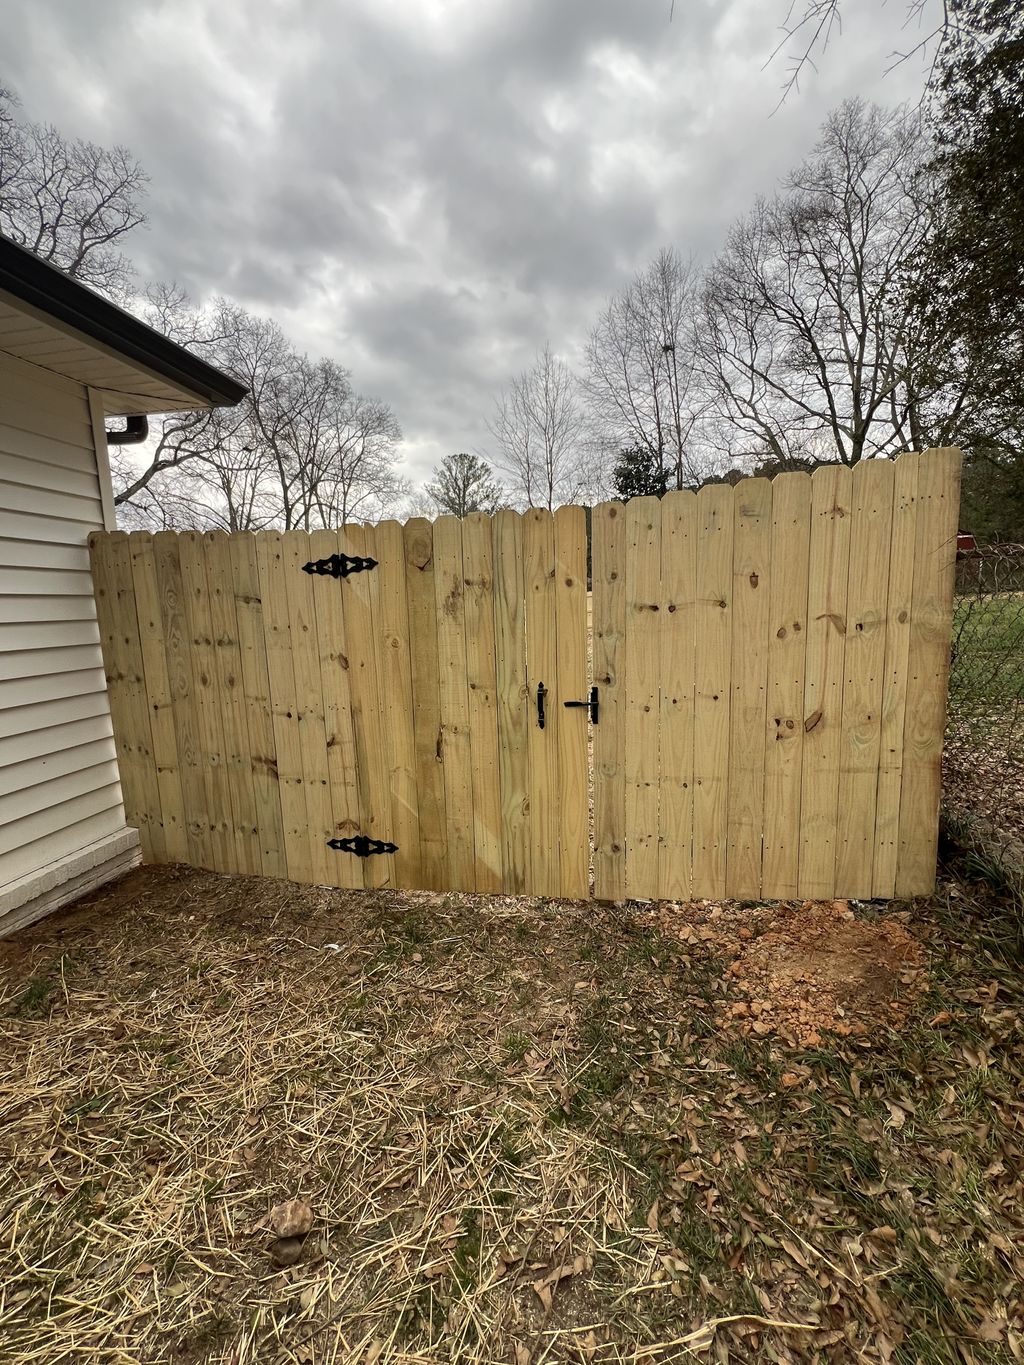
657,899,927,1048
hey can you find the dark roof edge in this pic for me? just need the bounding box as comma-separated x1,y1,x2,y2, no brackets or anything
0,235,248,409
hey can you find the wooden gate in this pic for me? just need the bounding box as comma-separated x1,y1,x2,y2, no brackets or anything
591,448,961,902
90,449,960,903
89,507,590,898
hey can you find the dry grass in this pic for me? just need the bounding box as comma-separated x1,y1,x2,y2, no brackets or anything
0,860,1022,1364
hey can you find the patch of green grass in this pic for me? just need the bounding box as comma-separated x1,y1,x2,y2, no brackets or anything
951,593,1024,704
448,1207,484,1317
501,1030,532,1064
13,975,56,1017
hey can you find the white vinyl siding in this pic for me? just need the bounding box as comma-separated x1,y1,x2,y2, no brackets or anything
0,349,128,897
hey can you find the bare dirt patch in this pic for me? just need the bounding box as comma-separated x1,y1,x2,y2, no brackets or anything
654,898,926,1048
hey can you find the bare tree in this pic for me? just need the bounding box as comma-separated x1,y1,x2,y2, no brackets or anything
698,99,975,465
584,247,707,489
0,85,147,301
488,344,590,511
114,295,406,531
770,1,952,101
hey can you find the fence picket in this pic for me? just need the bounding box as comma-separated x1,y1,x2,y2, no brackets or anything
693,485,734,899
658,491,698,900
592,502,626,901
153,531,211,870
256,531,312,884
375,520,422,889
727,478,773,899
897,448,962,895
308,528,361,890
462,512,503,893
492,510,531,895
524,509,559,896
799,466,854,899
403,518,447,890
432,516,476,891
341,522,395,890
128,532,188,863
88,532,160,859
229,533,286,879
178,531,237,873
835,460,895,896
761,474,811,898
872,454,920,897
205,531,262,877
623,497,662,898
554,505,589,899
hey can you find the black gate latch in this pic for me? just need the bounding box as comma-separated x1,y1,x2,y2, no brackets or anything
536,682,548,729
328,835,397,857
564,686,599,725
303,552,378,579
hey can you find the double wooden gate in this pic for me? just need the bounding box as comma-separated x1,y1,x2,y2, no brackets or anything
90,448,960,903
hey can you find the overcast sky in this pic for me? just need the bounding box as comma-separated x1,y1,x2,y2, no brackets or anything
5,0,939,489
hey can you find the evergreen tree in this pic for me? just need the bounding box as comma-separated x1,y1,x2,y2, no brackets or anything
610,445,669,501
425,452,504,517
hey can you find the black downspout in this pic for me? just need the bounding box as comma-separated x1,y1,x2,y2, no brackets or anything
106,415,149,445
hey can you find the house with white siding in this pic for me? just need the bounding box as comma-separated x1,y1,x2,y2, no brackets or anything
0,237,246,936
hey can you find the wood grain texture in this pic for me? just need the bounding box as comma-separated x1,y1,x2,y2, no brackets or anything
255,531,311,885
492,510,530,895
523,508,559,896
152,531,211,870
341,522,395,890
799,465,853,900
375,519,422,888
554,505,589,899
89,532,159,859
229,532,286,880
308,528,361,890
657,492,697,899
726,478,772,899
462,512,503,892
761,474,811,899
432,516,475,891
693,484,734,898
872,453,919,898
205,532,262,877
128,532,187,863
897,448,962,896
622,498,662,898
281,531,335,887
591,502,626,901
403,518,447,890
178,531,236,872
835,460,895,896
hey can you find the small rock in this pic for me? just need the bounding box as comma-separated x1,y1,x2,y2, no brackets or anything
269,1236,303,1266
270,1198,314,1239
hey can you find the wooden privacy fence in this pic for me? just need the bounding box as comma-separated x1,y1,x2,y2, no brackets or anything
90,447,961,903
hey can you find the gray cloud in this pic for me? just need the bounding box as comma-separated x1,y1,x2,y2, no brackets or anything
4,0,941,483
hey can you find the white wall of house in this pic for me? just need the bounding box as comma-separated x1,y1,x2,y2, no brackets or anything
0,349,139,935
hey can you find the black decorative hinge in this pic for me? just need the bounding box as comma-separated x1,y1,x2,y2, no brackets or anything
303,552,378,579
564,685,600,726
328,835,397,857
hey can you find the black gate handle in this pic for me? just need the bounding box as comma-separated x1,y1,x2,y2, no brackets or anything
536,682,548,730
564,686,599,726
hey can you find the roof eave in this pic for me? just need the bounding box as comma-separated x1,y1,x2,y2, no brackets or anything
0,236,248,409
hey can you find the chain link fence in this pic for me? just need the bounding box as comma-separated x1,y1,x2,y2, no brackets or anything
944,543,1024,889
